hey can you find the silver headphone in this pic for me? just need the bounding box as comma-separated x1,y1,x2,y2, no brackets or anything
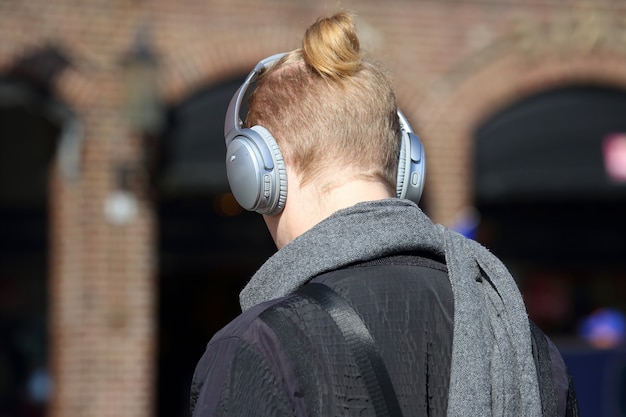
224,53,425,215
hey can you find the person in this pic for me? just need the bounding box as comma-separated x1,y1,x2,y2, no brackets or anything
190,11,578,417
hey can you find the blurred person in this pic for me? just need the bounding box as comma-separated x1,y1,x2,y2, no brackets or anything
190,12,578,417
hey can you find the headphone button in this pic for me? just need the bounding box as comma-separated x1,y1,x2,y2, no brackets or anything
411,172,420,186
263,174,271,198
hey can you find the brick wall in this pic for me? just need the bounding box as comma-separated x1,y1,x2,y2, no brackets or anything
1,1,626,416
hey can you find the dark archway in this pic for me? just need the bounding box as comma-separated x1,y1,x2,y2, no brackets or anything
474,85,626,417
0,78,69,417
156,78,276,417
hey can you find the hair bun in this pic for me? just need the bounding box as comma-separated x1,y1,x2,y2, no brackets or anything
302,12,362,80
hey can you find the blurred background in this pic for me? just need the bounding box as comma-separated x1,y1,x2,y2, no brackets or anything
0,0,625,416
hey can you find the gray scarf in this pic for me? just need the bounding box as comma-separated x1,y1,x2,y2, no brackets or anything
240,199,542,416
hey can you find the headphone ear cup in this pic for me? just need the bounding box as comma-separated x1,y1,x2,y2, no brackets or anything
225,125,287,215
251,126,287,214
396,131,425,204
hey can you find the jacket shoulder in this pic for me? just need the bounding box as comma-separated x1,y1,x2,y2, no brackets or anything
190,298,307,417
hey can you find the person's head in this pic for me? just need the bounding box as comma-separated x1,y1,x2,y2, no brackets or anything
245,11,401,196
226,11,424,248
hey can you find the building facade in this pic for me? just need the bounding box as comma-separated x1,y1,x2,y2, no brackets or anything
0,1,625,417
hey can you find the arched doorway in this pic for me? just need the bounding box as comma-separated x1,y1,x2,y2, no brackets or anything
474,84,626,417
0,78,68,416
156,78,276,417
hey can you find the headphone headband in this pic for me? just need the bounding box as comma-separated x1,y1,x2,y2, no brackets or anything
225,53,288,145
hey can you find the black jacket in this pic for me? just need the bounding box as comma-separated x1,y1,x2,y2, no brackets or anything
190,253,577,416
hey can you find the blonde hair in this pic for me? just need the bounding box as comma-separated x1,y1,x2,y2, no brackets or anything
246,12,401,191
